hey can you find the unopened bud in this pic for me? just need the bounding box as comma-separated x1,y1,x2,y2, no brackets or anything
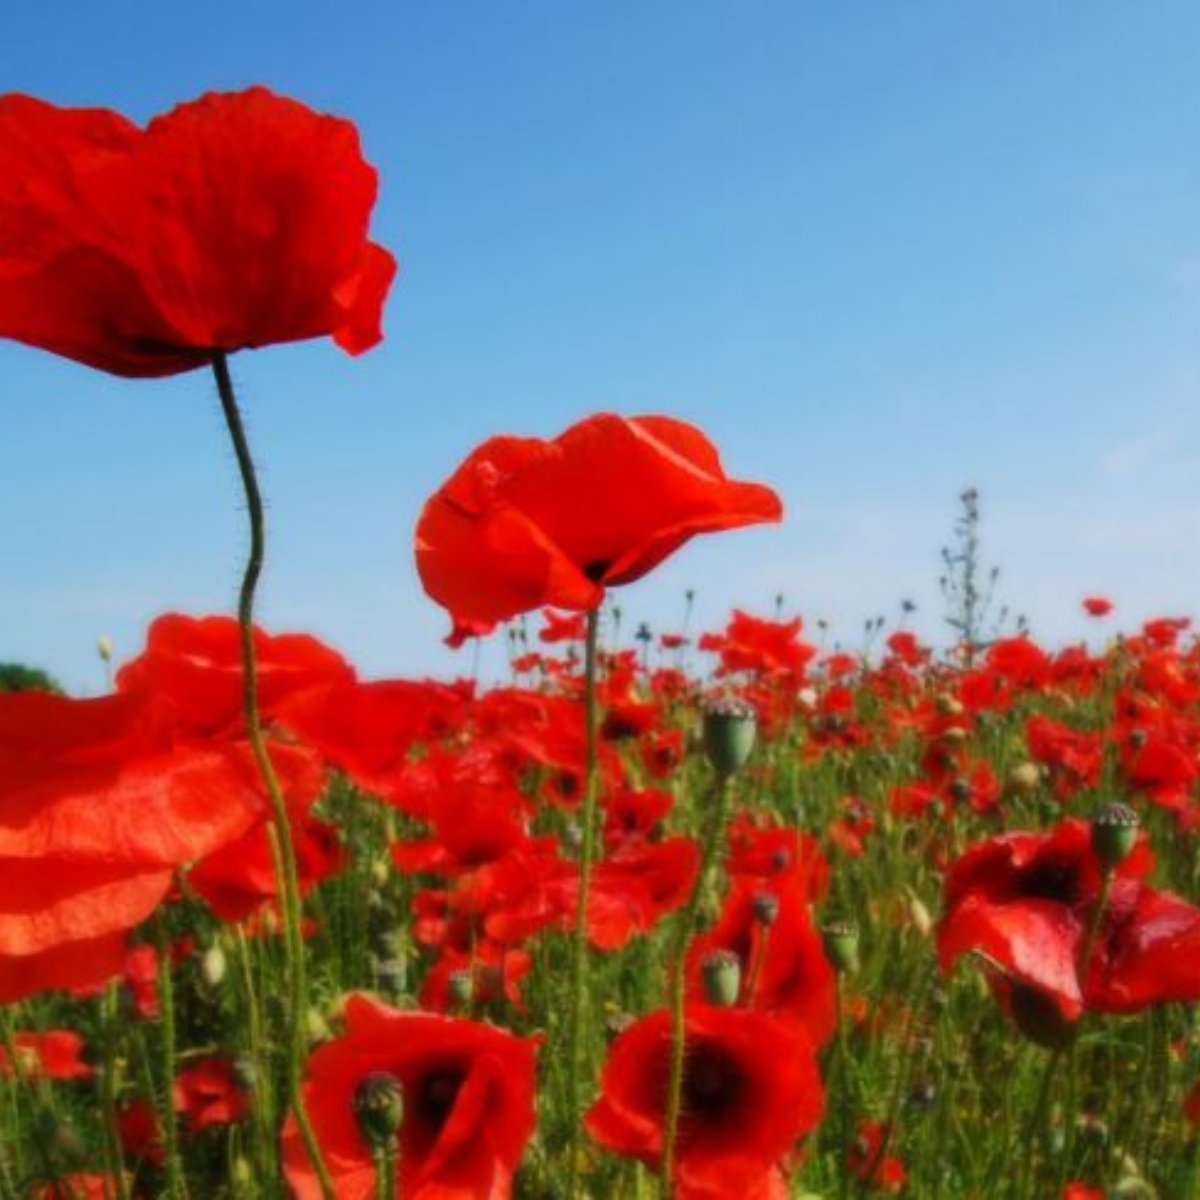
200,942,227,988
1007,762,1041,796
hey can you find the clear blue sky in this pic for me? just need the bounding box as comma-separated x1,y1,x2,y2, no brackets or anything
4,2,1199,693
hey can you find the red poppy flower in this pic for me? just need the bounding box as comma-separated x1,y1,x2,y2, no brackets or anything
938,819,1200,1026
847,1120,907,1191
0,1030,93,1080
585,1003,824,1198
415,414,781,642
282,994,539,1200
116,612,355,740
685,875,837,1045
0,87,395,376
173,1057,251,1133
1082,596,1114,618
698,611,816,683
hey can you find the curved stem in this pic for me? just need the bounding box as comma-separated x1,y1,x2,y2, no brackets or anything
565,607,601,1199
212,353,334,1199
661,773,733,1197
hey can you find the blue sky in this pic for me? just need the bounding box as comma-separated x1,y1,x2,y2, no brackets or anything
3,2,1199,692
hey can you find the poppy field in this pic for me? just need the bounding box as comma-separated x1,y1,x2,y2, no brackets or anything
3,86,1200,1200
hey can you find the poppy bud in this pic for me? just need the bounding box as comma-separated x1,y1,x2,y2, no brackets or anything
1007,761,1041,797
905,890,933,938
702,698,757,777
200,941,227,988
1112,1176,1156,1199
936,693,964,716
1091,803,1140,870
752,891,780,927
97,635,113,663
700,950,742,1007
821,919,860,975
605,1010,636,1037
233,1057,259,1091
353,1071,404,1150
305,1007,332,1044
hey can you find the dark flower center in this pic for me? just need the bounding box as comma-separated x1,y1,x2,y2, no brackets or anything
681,1042,744,1120
418,1069,464,1128
1021,858,1081,904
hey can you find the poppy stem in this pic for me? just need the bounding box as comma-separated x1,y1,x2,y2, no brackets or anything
1017,1043,1064,1200
211,352,335,1200
153,915,187,1200
100,982,132,1200
833,971,852,1200
661,771,734,1197
372,1142,398,1200
1055,867,1114,1189
565,606,601,1199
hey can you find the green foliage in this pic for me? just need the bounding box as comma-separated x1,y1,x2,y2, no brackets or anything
0,661,63,694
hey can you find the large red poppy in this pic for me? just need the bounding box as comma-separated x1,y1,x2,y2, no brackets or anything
585,1003,824,1199
937,818,1200,1024
415,414,782,642
282,994,539,1199
0,87,395,376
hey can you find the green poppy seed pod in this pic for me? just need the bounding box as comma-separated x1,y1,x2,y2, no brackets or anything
751,891,780,927
702,698,758,777
948,778,973,806
353,1071,404,1150
821,919,860,975
700,949,742,1006
447,969,474,1008
1091,802,1140,870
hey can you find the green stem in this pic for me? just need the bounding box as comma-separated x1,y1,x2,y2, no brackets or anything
373,1142,398,1200
154,917,187,1200
661,773,733,1197
234,927,278,1184
1017,1045,1064,1200
212,353,334,1200
100,983,131,1200
565,607,601,1199
833,971,852,1200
